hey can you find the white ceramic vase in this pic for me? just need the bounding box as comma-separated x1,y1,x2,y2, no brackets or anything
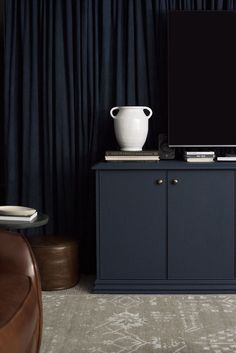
110,106,153,151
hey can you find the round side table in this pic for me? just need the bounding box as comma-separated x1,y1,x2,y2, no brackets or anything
0,213,49,230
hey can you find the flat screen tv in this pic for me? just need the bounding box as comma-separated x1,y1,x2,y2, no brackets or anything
168,11,236,147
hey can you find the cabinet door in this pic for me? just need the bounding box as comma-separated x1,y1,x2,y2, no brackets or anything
168,171,234,279
98,170,166,279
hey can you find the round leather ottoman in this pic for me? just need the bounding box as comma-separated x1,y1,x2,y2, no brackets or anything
29,236,79,291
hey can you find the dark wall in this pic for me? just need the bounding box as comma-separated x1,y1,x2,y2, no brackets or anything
3,0,236,273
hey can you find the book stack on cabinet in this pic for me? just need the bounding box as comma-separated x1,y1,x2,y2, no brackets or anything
105,150,160,162
184,151,215,163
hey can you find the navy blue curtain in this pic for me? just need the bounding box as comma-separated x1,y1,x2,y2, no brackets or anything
4,0,236,272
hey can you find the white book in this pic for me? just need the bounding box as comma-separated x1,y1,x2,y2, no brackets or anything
185,151,215,156
185,153,215,158
186,158,215,163
0,211,38,222
217,156,236,161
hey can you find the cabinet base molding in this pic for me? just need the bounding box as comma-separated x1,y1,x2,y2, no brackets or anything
94,279,236,294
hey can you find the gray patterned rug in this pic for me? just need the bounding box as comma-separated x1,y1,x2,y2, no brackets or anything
41,278,236,353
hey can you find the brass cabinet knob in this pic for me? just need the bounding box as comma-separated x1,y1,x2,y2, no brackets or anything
156,179,164,185
171,179,179,185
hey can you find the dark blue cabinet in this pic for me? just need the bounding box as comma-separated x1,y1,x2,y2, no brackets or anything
99,171,166,279
94,162,236,293
168,171,234,280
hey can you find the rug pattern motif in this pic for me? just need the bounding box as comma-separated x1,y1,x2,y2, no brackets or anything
41,293,236,353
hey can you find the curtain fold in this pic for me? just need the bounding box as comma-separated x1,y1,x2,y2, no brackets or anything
4,0,236,272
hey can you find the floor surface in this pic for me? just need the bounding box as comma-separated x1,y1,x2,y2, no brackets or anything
41,276,236,353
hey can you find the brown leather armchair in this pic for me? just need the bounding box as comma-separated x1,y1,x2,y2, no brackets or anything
0,230,42,353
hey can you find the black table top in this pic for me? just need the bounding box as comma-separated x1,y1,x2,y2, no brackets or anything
0,213,49,230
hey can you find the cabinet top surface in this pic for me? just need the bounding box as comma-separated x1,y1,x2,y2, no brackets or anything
93,160,236,170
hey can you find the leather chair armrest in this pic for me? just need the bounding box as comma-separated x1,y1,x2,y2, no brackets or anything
0,230,43,348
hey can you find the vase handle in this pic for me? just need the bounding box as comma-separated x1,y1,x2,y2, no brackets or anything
110,107,120,119
143,107,153,118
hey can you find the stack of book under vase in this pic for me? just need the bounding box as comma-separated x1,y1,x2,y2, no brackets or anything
184,151,215,163
105,150,160,162
0,206,38,223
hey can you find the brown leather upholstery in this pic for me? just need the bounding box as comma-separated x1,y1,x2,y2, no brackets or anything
30,236,79,290
0,230,42,353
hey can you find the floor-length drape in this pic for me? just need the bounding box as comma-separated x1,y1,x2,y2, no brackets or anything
4,0,236,272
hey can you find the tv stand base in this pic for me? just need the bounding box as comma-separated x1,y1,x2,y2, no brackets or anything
94,279,236,294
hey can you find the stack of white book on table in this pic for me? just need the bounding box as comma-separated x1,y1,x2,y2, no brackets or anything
0,206,38,222
105,150,160,162
184,151,215,163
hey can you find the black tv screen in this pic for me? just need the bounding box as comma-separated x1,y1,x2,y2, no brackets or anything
168,12,236,147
